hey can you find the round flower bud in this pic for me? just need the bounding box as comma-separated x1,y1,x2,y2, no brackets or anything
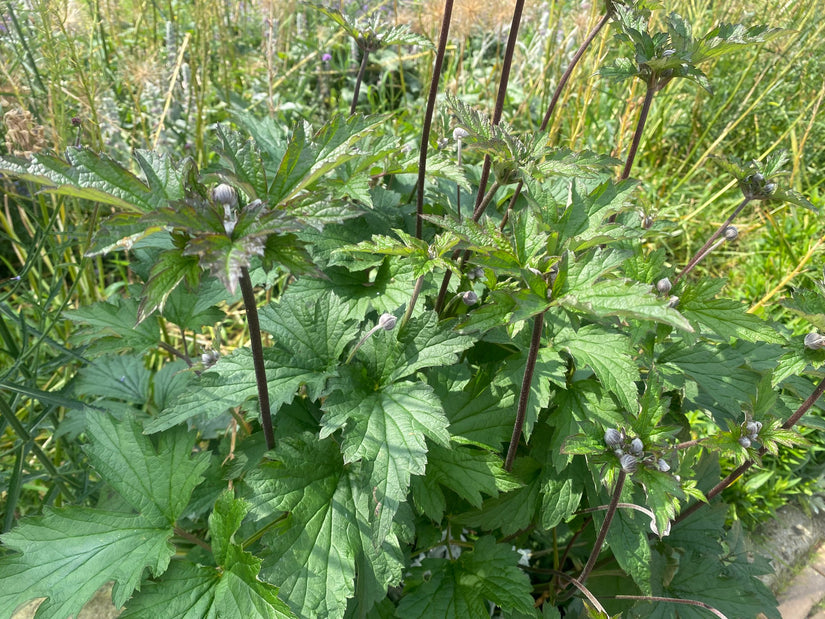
378,313,397,331
642,214,654,230
604,428,623,448
739,436,751,448
745,421,762,438
657,458,670,472
752,172,765,184
462,291,478,306
764,182,777,195
453,127,470,141
620,453,638,473
723,225,738,241
667,296,680,309
804,332,825,350
656,277,672,295
212,183,237,207
630,438,644,455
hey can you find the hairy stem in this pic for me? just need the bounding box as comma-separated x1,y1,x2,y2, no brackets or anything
505,311,545,470
675,374,825,525
620,81,656,181
401,274,425,329
579,470,626,585
239,266,275,450
350,46,370,116
674,197,751,284
416,0,454,239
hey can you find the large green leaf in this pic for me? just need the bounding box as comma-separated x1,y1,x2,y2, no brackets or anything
0,413,209,617
245,434,403,619
321,381,449,543
397,536,535,617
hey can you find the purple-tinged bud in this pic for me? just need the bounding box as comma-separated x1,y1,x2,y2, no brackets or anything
604,428,623,448
630,438,644,455
212,183,237,207
804,332,825,350
657,459,670,472
453,127,470,141
739,436,752,448
764,182,777,195
723,225,738,241
656,277,672,295
620,453,638,473
667,296,680,309
745,421,762,438
462,291,478,306
322,52,332,62
378,313,397,331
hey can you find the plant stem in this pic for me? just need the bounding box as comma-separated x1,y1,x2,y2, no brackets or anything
620,80,656,181
401,274,425,329
505,311,544,470
350,46,371,115
674,196,751,284
579,470,626,586
416,0,454,239
675,374,825,525
239,266,274,450
613,595,727,618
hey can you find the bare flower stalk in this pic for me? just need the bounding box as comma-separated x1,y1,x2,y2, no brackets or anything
674,197,751,284
578,470,626,586
239,266,275,450
350,47,370,115
415,0,454,239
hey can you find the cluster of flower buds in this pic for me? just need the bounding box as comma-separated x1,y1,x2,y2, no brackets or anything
604,428,670,474
739,419,762,448
741,171,778,201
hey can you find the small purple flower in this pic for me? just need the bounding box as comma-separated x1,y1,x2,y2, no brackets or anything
322,53,332,62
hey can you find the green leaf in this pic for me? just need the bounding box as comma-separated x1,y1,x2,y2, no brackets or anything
84,413,210,525
540,477,582,530
426,443,520,508
0,413,209,617
73,354,151,404
321,381,449,542
138,248,201,322
0,508,175,618
555,326,640,412
215,125,268,199
398,536,535,616
679,278,782,343
64,295,160,355
245,434,403,619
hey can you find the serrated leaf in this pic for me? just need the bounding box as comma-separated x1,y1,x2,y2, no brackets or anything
426,443,519,508
73,354,151,403
138,248,201,322
555,326,640,412
321,381,449,543
398,536,535,616
245,434,403,618
540,478,582,529
215,125,268,199
64,296,160,355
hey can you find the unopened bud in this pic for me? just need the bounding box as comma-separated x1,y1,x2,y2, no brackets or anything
462,291,478,306
378,313,397,331
657,458,670,472
804,332,825,350
752,172,764,183
764,182,777,195
620,453,638,473
723,225,738,241
656,277,672,295
739,436,751,448
604,428,623,448
212,183,237,207
745,421,762,438
667,295,680,308
453,127,470,141
630,438,644,455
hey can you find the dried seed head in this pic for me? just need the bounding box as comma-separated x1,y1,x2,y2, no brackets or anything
378,313,397,331
630,438,644,455
620,453,638,473
739,436,752,448
462,291,478,306
212,183,237,207
723,225,739,241
453,127,470,141
656,277,672,295
604,428,623,448
657,458,671,472
804,332,825,350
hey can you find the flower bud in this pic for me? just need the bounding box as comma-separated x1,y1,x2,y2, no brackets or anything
630,438,644,455
739,436,751,448
723,225,738,241
620,453,638,473
657,458,670,472
656,277,672,295
462,291,478,306
604,428,623,448
378,313,397,331
667,295,680,309
764,182,777,195
453,127,470,141
745,421,762,438
752,172,764,183
804,332,825,350
212,183,237,207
